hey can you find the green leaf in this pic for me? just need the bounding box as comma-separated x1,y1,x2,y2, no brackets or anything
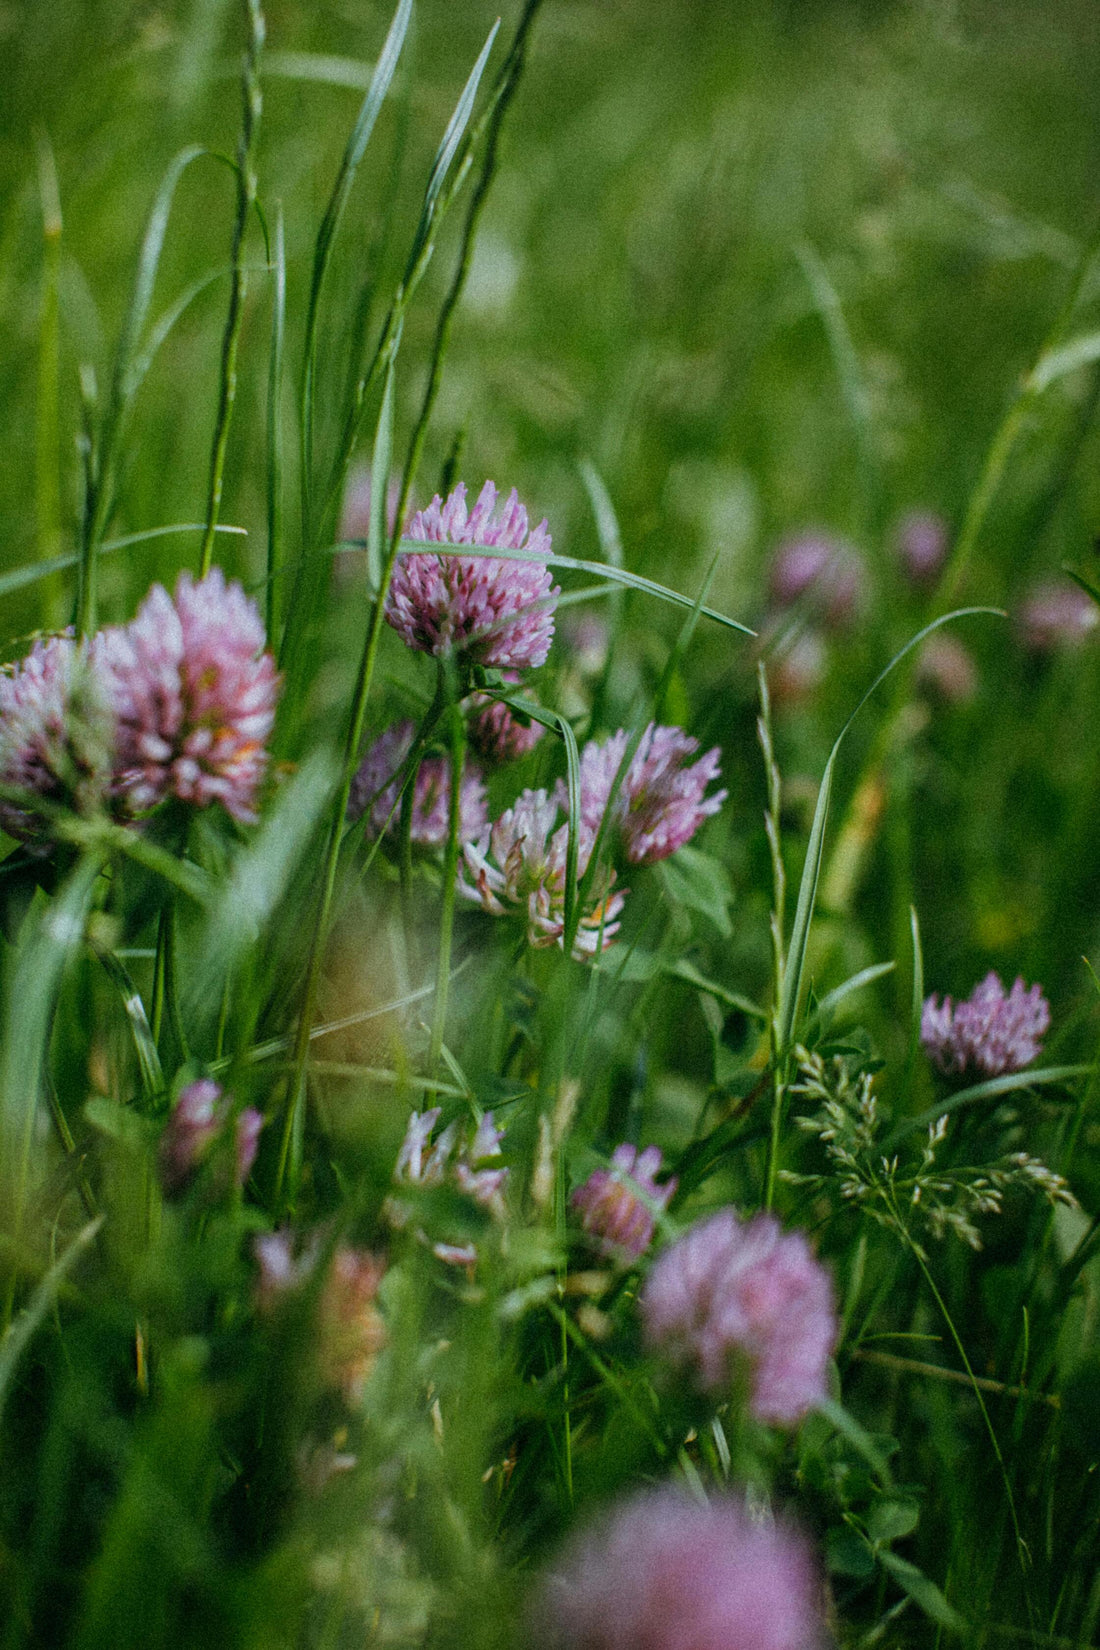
1029,329,1100,393
868,1498,921,1544
658,848,734,938
879,1551,965,1632
367,355,396,592
825,1526,876,1580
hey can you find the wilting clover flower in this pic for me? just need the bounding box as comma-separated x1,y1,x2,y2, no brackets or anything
461,786,625,957
768,532,863,629
532,1485,824,1650
0,633,115,841
384,480,560,668
571,1144,676,1263
159,1078,263,1196
921,972,1050,1077
640,1208,836,1427
347,719,488,847
389,1107,509,1266
567,724,726,865
464,675,545,764
97,568,279,823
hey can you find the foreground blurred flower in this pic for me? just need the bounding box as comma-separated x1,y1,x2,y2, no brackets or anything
894,509,949,587
921,972,1050,1077
255,1232,387,1404
385,480,559,668
0,633,114,840
461,786,625,956
347,719,488,847
571,1144,676,1263
159,1078,262,1195
641,1208,836,1426
568,724,726,864
768,532,863,629
916,632,977,704
1015,578,1098,653
532,1485,824,1650
98,568,280,822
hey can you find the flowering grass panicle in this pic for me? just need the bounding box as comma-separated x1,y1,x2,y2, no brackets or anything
347,719,488,847
568,723,726,864
921,971,1051,1076
98,568,279,822
385,480,560,668
532,1486,823,1650
0,633,115,839
571,1144,676,1262
461,786,625,956
640,1208,836,1426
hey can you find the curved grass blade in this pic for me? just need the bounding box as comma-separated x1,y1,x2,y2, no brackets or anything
795,239,879,526
266,202,286,638
881,1064,1093,1155
34,129,64,629
300,0,412,535
0,1216,103,1424
807,960,896,1030
262,50,376,91
0,525,247,613
776,609,1001,1059
366,349,396,591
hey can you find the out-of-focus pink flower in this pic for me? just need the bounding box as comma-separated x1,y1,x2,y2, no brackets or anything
347,719,488,847
532,1485,824,1650
385,480,560,668
921,972,1050,1077
566,725,726,865
894,510,949,587
0,633,115,840
159,1078,262,1195
640,1208,836,1427
572,1144,676,1263
98,568,280,823
769,630,827,707
461,786,625,957
465,674,545,763
254,1232,387,1404
1015,578,1098,653
562,612,610,679
916,633,977,704
768,533,863,629
389,1107,509,1265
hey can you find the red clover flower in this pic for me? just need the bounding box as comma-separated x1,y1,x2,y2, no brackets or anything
347,719,488,847
98,568,280,823
921,972,1050,1077
0,633,115,840
640,1208,836,1427
532,1485,824,1650
571,1144,676,1263
567,724,726,865
385,480,560,668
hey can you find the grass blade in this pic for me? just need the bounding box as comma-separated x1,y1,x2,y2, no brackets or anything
0,1216,103,1424
266,203,286,638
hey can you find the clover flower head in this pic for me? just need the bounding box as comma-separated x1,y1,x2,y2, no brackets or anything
347,719,488,847
390,1107,509,1266
916,633,977,704
532,1486,824,1650
98,568,279,822
159,1078,262,1195
0,632,115,840
768,532,863,628
567,724,726,865
465,674,545,763
571,1143,676,1262
640,1208,836,1427
385,480,559,668
1016,578,1098,654
894,510,949,586
461,786,625,957
921,972,1050,1077
254,1231,386,1404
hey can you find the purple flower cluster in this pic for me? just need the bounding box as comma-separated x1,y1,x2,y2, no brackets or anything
465,675,545,763
571,1144,676,1263
347,719,488,847
768,532,863,629
569,724,726,865
1015,578,1098,654
640,1209,836,1427
0,634,114,841
97,568,279,823
461,787,625,957
894,509,948,587
0,570,281,839
532,1486,824,1650
159,1078,262,1195
921,971,1050,1077
385,481,559,669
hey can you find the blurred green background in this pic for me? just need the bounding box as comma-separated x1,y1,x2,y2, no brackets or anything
3,0,1100,1022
